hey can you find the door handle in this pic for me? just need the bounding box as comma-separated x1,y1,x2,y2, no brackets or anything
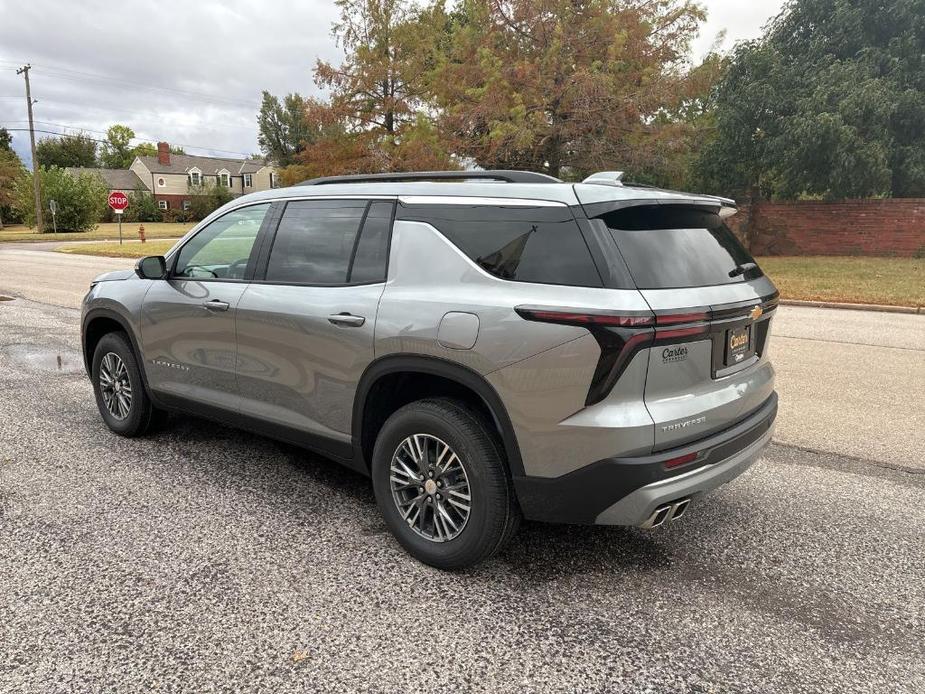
202,299,230,312
328,313,365,327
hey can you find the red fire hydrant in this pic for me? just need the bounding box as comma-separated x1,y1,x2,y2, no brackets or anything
138,224,146,243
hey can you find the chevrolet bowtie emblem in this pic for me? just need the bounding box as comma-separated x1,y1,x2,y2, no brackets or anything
749,305,763,321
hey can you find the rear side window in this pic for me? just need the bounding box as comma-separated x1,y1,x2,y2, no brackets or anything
603,205,761,289
265,200,367,284
399,203,602,287
349,201,393,283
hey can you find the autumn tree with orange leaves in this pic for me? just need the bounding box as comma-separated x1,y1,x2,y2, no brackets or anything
280,0,721,186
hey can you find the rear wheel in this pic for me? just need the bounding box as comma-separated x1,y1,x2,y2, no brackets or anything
91,332,166,437
371,398,520,569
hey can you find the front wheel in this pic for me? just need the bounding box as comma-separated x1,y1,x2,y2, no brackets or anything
371,398,520,569
91,332,165,437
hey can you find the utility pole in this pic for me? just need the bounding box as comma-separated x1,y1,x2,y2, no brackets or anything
16,64,43,232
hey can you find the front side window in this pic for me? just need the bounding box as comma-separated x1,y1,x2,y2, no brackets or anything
398,203,603,287
603,205,762,289
174,203,270,280
265,200,367,284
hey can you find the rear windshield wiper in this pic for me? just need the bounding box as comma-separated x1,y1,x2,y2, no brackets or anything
728,262,758,278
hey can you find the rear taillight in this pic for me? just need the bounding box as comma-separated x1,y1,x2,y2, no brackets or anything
514,307,654,328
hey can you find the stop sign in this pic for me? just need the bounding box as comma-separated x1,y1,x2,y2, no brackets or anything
108,191,129,211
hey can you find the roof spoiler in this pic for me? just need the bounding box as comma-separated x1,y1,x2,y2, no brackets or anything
298,170,562,186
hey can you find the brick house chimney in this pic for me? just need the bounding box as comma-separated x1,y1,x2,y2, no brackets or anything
157,142,170,166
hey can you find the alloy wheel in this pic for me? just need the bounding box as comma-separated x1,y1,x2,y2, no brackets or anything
389,434,471,542
99,352,133,420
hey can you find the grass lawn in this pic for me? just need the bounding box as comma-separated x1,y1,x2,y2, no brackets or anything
56,239,178,259
757,256,924,307
0,222,192,243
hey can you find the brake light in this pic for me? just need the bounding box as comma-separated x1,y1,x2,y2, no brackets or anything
656,311,710,325
664,452,698,469
515,307,654,328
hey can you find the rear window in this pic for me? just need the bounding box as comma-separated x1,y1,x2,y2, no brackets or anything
603,205,761,289
399,203,602,287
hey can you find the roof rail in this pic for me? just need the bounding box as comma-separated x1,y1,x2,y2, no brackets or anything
298,170,562,186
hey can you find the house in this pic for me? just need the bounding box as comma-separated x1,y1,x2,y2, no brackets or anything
64,167,147,194
129,142,278,212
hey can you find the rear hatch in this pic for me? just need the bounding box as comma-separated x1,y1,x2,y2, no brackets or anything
592,201,777,450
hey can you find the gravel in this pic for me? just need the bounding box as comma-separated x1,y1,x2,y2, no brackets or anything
1,296,922,693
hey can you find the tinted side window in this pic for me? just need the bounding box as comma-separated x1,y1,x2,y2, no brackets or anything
349,201,393,283
174,203,269,279
265,200,367,284
399,203,602,287
603,205,761,289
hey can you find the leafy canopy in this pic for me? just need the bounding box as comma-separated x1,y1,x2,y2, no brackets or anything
15,166,108,232
35,132,98,169
696,0,925,199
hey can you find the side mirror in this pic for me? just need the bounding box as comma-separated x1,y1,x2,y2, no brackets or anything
135,255,167,280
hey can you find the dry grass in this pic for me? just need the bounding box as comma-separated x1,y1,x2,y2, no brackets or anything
0,222,191,243
758,256,924,307
55,240,178,259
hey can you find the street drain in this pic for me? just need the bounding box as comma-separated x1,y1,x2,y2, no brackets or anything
1,344,83,374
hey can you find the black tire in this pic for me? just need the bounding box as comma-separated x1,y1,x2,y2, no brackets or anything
371,398,520,569
91,332,166,437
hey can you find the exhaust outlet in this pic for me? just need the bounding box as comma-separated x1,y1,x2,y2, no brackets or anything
639,498,691,528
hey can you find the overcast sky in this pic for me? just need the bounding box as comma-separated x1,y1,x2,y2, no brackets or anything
0,0,784,169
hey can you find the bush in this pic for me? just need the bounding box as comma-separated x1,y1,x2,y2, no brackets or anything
187,181,235,221
15,166,108,232
121,191,163,223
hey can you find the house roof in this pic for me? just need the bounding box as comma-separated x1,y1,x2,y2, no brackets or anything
65,167,147,190
137,153,269,176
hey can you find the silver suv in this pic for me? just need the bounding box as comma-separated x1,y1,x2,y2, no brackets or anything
82,170,777,569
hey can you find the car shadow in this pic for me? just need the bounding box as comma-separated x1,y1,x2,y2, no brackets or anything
159,413,678,579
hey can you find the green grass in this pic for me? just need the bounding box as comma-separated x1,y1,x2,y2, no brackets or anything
56,239,178,259
0,222,191,243
757,256,924,307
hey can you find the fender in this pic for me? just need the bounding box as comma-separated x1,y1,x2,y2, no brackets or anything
352,354,525,477
81,307,157,401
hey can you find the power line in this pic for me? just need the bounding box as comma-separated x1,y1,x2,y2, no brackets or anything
2,126,256,158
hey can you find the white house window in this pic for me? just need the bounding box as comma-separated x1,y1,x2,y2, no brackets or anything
269,172,278,188
182,200,191,211
157,200,168,210
188,169,202,186
243,173,253,187
219,171,230,187
157,177,166,188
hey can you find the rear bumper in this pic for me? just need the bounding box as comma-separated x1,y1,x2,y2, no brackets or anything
513,392,777,525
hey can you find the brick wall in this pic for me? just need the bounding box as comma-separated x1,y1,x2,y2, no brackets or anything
726,199,925,257
153,194,192,210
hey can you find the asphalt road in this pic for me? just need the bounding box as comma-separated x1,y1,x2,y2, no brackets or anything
0,253,923,692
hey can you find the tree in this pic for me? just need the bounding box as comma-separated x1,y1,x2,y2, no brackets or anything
292,0,457,176
35,133,98,169
0,148,24,229
257,91,314,166
98,125,137,168
187,180,235,221
123,191,162,223
0,127,13,153
695,0,925,199
15,166,107,232
425,0,708,180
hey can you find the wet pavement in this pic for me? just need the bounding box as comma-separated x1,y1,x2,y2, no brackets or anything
0,295,923,693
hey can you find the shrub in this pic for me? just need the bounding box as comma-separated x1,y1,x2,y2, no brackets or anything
187,181,235,221
122,191,163,223
15,166,108,232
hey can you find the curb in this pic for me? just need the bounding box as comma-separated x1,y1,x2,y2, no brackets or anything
780,299,922,315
